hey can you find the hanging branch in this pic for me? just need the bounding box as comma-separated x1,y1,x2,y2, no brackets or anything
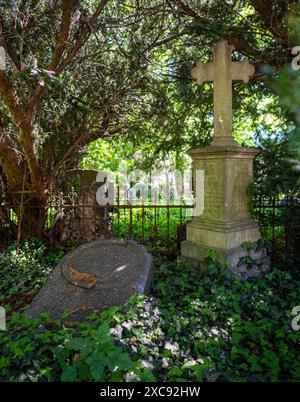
16,165,27,253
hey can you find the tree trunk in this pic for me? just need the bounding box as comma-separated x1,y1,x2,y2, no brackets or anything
18,202,48,239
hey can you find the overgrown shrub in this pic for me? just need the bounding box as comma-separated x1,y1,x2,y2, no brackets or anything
0,239,63,315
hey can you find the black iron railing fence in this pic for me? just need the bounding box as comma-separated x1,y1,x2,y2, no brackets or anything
251,195,300,265
0,193,194,255
1,193,299,260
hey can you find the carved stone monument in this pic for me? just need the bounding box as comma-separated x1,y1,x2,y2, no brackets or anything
181,40,269,277
60,169,111,244
27,239,153,321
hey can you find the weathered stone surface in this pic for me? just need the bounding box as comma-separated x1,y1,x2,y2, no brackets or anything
181,40,269,277
60,169,111,244
181,146,270,276
189,146,259,223
26,239,153,321
181,242,270,279
191,39,255,140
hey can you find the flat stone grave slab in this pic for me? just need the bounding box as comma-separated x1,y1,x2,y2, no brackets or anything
26,239,153,321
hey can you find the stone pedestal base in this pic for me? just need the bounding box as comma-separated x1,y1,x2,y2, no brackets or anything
185,218,260,250
180,144,270,278
181,240,270,279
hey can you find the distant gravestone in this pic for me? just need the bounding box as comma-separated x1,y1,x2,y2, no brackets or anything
27,239,153,321
60,169,111,244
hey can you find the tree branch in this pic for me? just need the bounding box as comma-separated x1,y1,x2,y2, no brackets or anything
57,0,110,73
0,15,22,71
52,122,111,178
0,71,43,190
0,71,31,133
29,0,74,110
169,0,209,22
249,0,289,46
0,136,24,192
49,0,74,72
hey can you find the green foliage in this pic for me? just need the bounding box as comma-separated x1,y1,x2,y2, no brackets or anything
0,313,70,381
55,322,135,382
80,139,136,173
276,67,300,169
72,1,299,174
147,261,300,381
251,133,300,198
0,239,60,315
111,207,192,252
1,239,299,382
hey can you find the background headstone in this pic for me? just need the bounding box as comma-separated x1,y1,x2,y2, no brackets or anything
60,169,111,244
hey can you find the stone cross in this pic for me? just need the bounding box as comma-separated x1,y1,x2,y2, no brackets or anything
191,39,255,145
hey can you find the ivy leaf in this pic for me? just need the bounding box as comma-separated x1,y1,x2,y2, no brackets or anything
87,353,106,381
67,337,86,351
61,366,77,382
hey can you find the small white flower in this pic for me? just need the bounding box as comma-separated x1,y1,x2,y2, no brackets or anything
124,371,140,382
161,357,170,369
131,345,137,353
109,325,123,338
141,359,154,369
122,321,133,331
164,341,179,355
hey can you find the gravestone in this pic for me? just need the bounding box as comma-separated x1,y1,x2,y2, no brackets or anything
27,239,153,321
181,40,269,277
60,169,111,244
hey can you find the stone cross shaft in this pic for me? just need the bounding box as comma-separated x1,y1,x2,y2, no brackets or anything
192,40,255,142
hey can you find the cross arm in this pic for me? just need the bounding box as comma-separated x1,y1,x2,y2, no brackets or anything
231,59,255,83
191,61,214,85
